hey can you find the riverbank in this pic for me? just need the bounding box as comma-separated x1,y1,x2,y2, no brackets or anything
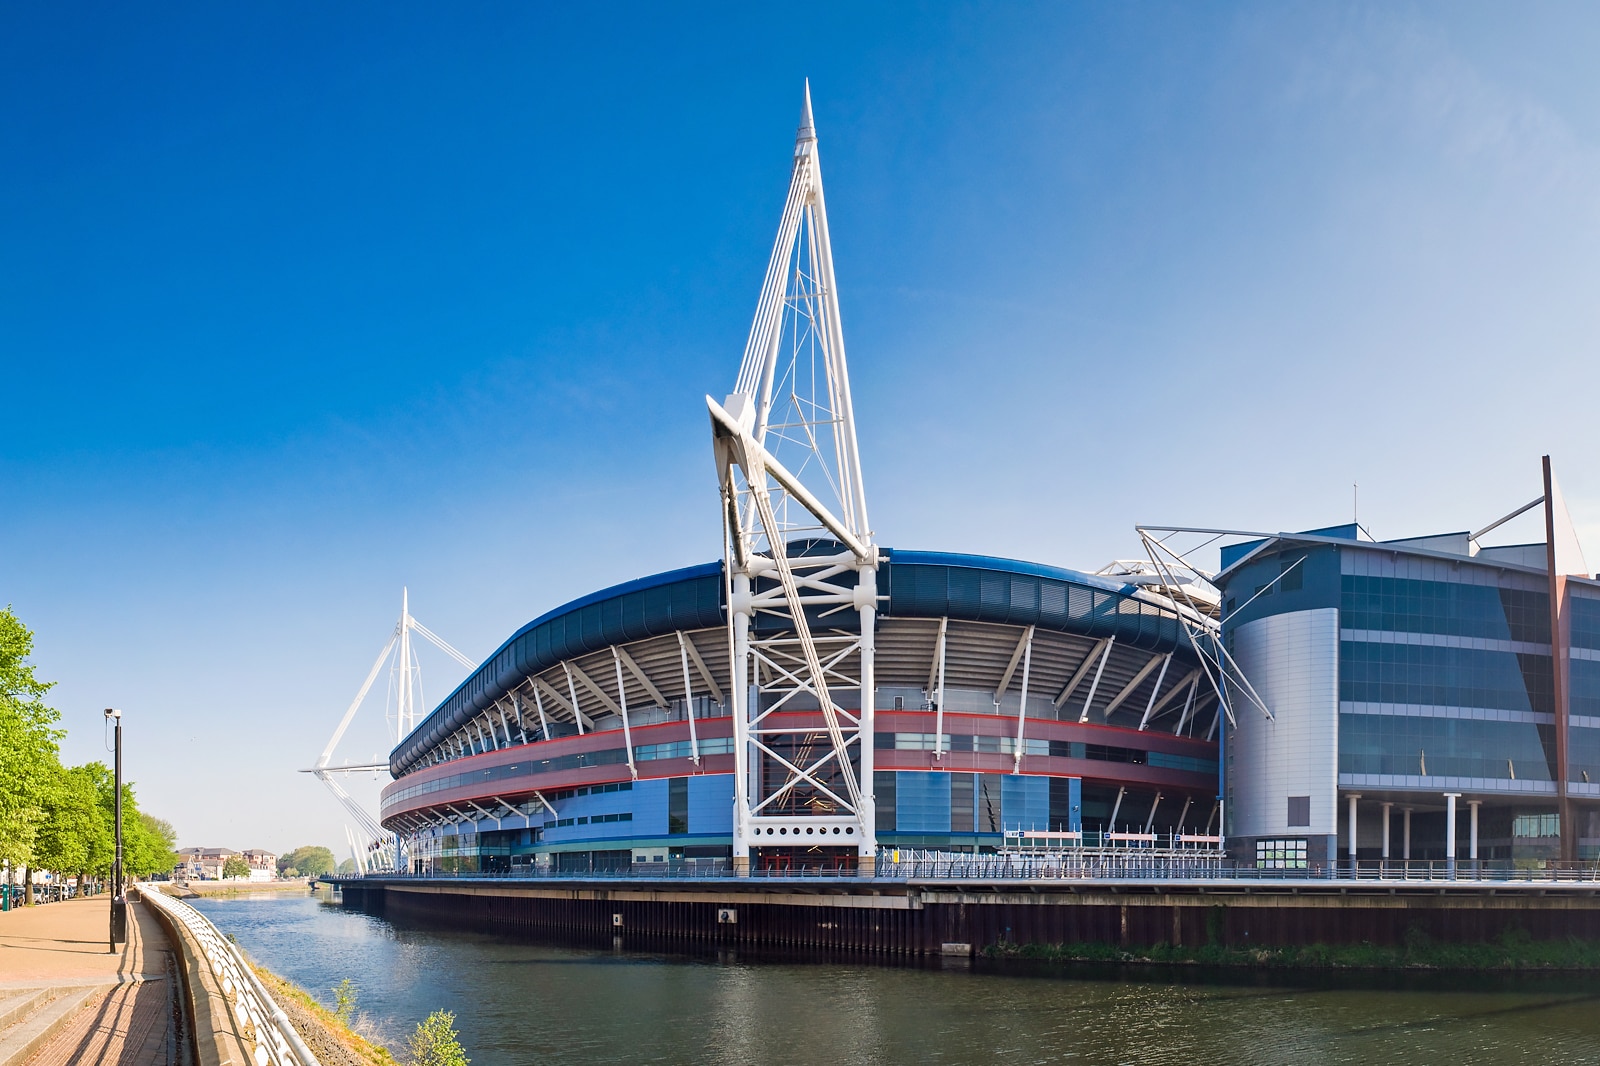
249,961,398,1066
984,932,1600,971
178,879,315,899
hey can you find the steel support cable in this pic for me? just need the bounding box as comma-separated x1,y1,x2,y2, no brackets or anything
736,157,812,400
1151,535,1279,726
1137,532,1258,726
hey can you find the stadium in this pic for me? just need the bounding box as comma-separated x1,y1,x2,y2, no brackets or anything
381,551,1222,874
375,90,1224,876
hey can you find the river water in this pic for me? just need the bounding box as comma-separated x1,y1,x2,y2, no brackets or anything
193,893,1600,1065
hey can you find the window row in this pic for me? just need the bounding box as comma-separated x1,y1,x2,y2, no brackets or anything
1340,641,1552,714
1340,575,1549,645
1337,713,1555,781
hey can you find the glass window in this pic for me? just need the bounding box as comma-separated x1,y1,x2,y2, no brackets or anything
1340,641,1552,714
1337,713,1555,780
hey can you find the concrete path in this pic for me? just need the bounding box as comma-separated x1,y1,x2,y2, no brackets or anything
0,896,181,1066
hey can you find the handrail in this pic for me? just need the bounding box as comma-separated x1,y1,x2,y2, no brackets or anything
355,848,1600,886
143,885,322,1066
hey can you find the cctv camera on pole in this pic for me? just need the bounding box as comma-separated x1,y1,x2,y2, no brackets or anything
105,708,125,952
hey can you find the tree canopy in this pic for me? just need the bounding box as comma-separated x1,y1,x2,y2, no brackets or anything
0,608,180,886
0,607,62,869
279,845,336,879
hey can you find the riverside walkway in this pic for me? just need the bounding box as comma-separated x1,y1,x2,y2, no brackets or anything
0,896,180,1066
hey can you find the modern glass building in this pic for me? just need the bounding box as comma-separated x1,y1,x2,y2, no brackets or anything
1216,472,1600,869
380,550,1222,874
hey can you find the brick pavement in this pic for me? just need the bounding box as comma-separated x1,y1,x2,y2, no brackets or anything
0,895,180,1066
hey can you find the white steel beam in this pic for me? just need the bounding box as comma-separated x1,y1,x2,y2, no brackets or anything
1077,638,1117,723
612,648,638,779
1137,654,1174,731
1057,637,1112,709
932,617,948,757
1011,626,1036,774
615,645,672,710
680,634,724,705
677,632,702,764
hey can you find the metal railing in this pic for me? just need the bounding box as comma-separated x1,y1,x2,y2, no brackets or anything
142,885,322,1066
347,850,1600,886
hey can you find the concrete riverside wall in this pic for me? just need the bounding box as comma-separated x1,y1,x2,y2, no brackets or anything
136,890,252,1066
336,878,1600,954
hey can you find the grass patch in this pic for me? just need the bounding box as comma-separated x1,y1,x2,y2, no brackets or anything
984,929,1600,971
249,963,400,1066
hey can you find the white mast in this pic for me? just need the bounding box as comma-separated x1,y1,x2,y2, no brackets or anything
305,589,476,873
710,83,881,874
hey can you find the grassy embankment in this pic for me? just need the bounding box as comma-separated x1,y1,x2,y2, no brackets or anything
985,928,1600,971
249,963,399,1066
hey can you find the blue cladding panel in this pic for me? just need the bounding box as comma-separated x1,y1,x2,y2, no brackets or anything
1002,775,1049,831
885,554,1182,652
629,779,670,837
688,774,734,835
895,772,952,833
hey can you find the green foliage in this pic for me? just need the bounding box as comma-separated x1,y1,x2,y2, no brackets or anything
408,1010,469,1066
33,763,111,876
282,867,299,878
0,609,177,886
0,607,62,868
338,858,357,876
333,978,357,1024
222,855,251,880
279,846,336,879
138,813,180,876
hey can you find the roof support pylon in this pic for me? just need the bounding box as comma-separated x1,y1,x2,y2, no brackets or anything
711,84,880,874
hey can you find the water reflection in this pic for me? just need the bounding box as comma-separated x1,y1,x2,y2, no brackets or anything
193,895,1600,1066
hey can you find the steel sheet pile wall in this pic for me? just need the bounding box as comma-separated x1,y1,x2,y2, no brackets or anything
335,879,1600,955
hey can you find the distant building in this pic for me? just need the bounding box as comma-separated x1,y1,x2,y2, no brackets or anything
176,847,237,880
241,848,277,882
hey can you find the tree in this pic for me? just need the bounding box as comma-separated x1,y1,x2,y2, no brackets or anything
0,608,63,873
222,855,250,880
76,762,176,880
337,858,357,876
279,846,336,879
135,813,179,878
33,764,111,883
408,1010,469,1066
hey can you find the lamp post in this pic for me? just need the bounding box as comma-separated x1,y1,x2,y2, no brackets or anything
105,708,126,953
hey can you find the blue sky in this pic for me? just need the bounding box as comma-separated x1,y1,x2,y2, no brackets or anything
5,3,1600,856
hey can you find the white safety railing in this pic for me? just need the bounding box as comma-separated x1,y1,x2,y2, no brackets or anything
142,886,322,1066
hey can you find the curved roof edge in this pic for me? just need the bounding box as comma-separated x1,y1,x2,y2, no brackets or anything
390,550,1199,777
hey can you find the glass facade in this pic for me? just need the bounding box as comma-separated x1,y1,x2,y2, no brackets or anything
1339,641,1553,714
1340,575,1549,643
1338,714,1555,780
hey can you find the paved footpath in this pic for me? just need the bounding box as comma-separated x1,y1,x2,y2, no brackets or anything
0,895,181,1066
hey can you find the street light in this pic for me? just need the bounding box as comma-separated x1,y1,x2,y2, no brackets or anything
104,708,125,953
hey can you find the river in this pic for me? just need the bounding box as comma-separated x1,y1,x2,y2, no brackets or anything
193,893,1600,1065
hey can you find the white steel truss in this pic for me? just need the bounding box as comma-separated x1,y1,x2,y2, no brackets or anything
708,84,881,872
304,588,474,873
